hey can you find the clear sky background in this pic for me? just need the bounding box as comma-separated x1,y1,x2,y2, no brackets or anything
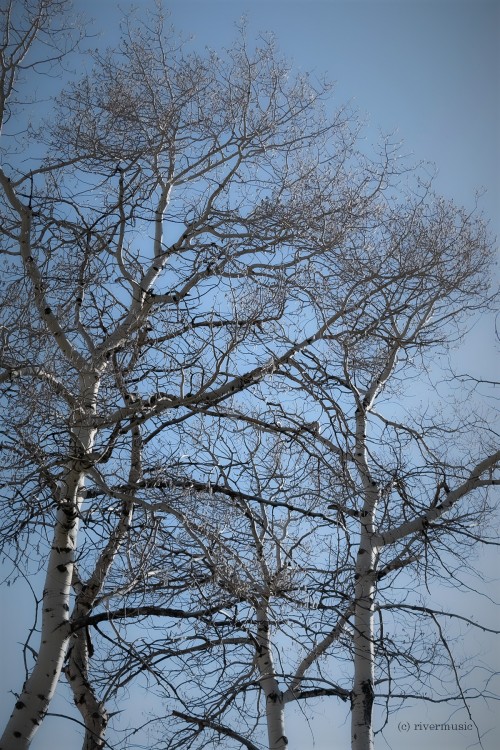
1,1,499,749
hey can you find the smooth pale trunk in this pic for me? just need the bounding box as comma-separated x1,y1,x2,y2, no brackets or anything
0,477,83,750
255,606,288,750
266,692,287,750
65,625,107,750
0,378,98,750
351,539,376,750
351,389,383,750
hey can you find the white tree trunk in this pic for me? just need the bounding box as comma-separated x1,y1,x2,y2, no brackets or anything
351,561,376,750
65,625,108,750
0,377,99,750
0,477,83,750
255,604,288,750
350,387,385,750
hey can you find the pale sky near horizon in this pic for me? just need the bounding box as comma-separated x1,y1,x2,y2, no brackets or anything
1,1,499,749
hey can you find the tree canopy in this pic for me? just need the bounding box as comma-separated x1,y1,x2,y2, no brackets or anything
0,3,498,750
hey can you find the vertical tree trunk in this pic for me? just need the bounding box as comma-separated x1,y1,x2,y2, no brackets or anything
0,476,83,750
351,568,376,750
0,377,99,750
65,625,108,750
350,388,385,750
255,604,288,750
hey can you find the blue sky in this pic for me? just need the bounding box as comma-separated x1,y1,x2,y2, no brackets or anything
81,0,500,375
1,1,499,749
155,0,500,235
76,0,500,231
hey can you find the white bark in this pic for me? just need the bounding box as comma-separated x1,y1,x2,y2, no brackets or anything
65,625,107,750
349,362,389,750
1,6,497,748
0,479,81,749
375,449,500,548
255,604,288,750
0,377,99,750
351,546,376,750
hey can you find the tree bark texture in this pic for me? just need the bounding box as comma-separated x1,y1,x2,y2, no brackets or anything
0,484,82,749
255,605,288,750
351,565,376,750
0,378,99,750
